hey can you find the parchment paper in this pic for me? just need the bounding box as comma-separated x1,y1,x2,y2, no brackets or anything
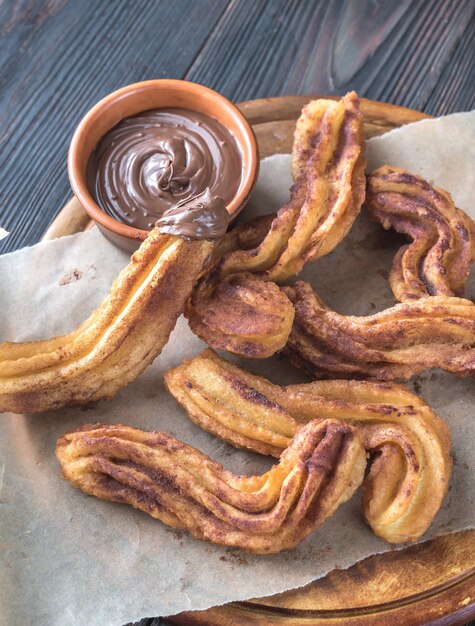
1,111,474,626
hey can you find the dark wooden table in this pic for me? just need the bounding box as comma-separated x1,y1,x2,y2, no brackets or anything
0,0,474,255
1,1,474,625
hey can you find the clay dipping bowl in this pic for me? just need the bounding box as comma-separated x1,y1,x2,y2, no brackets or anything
68,79,259,251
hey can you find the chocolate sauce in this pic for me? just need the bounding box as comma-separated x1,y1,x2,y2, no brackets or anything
87,108,242,230
155,189,229,240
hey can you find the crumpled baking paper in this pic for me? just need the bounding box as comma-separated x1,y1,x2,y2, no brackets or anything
1,111,474,626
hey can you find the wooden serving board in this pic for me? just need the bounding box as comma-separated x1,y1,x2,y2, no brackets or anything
42,96,475,626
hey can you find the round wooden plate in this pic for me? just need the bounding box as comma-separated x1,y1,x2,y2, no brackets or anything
42,96,475,626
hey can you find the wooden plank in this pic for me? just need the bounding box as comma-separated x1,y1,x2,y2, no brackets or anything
185,0,474,113
425,14,475,115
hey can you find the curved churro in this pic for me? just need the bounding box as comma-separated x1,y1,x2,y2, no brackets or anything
284,281,475,381
56,419,365,554
366,166,475,302
164,349,452,544
186,92,365,357
0,229,213,413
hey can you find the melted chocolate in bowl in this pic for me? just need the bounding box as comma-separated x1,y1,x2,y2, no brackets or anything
87,108,243,230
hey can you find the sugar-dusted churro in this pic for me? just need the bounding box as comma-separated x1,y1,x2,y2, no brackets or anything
284,281,475,381
56,419,365,553
165,349,452,543
366,166,475,302
186,92,366,357
0,229,213,413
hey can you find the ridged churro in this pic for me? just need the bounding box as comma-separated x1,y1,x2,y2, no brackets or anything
56,419,365,553
186,92,366,357
165,349,451,543
366,166,475,302
284,281,475,381
0,229,212,413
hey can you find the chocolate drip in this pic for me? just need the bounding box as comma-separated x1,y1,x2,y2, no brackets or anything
156,189,229,240
87,108,242,230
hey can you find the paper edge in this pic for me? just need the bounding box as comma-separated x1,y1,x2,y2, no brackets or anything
367,109,475,144
133,527,475,623
0,227,105,262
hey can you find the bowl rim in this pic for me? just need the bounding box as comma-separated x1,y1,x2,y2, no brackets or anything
68,79,259,242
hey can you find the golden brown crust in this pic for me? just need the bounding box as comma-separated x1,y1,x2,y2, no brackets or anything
366,166,475,302
56,419,366,554
164,349,452,544
186,92,366,358
0,229,213,413
220,92,366,281
185,272,295,358
284,281,475,381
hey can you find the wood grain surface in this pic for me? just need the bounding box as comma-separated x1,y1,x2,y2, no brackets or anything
46,96,475,626
0,0,474,255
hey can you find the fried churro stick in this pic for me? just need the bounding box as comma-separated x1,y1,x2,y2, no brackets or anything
164,349,451,544
56,419,365,554
186,92,365,357
284,281,475,381
221,91,366,281
0,229,213,414
366,166,475,302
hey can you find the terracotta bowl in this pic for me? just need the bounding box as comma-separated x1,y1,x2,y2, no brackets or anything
68,79,259,251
